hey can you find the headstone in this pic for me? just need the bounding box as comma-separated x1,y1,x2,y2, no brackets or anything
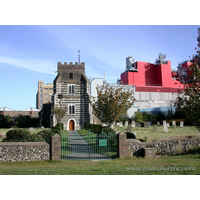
157,122,160,126
0,133,6,138
41,126,44,129
29,127,34,131
127,125,132,133
163,120,167,127
119,122,123,127
113,122,116,126
153,125,157,132
144,122,148,127
131,121,135,128
147,121,151,126
167,123,170,127
111,124,114,129
172,121,176,126
180,121,184,127
125,121,129,126
116,122,120,126
145,135,150,140
163,125,168,132
132,131,137,138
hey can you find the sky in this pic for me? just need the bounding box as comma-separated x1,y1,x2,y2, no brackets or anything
0,25,200,110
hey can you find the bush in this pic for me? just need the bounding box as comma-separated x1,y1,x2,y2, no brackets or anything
27,134,45,142
2,129,31,142
85,122,90,130
0,115,13,128
51,128,60,134
55,123,63,130
99,126,116,136
126,132,136,139
37,130,55,144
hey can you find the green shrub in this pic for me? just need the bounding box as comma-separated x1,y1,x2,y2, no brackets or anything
2,129,31,142
85,122,90,130
126,132,136,139
51,128,60,134
99,126,116,136
55,123,63,130
37,130,55,144
27,134,45,142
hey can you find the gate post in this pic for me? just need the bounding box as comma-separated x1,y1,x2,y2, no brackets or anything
51,134,61,161
118,132,128,158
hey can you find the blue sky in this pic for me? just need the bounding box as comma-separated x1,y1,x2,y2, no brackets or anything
0,25,199,110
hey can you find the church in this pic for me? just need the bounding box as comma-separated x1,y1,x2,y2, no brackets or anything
51,62,92,130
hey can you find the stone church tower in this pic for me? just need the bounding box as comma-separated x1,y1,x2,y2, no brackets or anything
51,62,92,130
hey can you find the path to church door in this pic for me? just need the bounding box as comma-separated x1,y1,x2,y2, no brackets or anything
69,120,75,130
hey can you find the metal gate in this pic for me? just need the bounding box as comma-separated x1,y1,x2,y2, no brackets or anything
61,130,117,160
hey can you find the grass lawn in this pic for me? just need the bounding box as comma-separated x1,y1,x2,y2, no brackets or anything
0,154,199,175
114,125,200,142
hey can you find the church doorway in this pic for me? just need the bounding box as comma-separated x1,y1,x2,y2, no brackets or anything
69,119,75,130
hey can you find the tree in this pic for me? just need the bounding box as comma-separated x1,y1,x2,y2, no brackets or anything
0,115,12,128
175,54,200,130
90,83,135,126
132,110,143,123
51,106,68,124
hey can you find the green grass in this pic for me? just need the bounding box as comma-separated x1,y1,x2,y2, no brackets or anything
114,125,200,142
0,154,199,175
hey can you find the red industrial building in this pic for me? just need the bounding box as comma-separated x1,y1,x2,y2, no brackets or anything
121,57,184,93
119,55,185,114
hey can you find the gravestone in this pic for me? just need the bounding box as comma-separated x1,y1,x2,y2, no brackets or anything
147,121,151,126
113,122,116,126
163,125,168,132
119,122,123,127
127,125,132,133
145,135,150,140
0,133,6,138
132,131,137,138
167,123,170,127
131,121,135,127
172,121,176,126
163,120,167,127
116,122,120,126
111,124,115,129
153,125,157,132
144,122,148,127
157,122,160,126
41,126,44,129
125,121,129,126
180,121,184,127
29,127,34,131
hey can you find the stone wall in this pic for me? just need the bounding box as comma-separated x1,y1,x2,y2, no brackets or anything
0,142,49,162
127,135,200,157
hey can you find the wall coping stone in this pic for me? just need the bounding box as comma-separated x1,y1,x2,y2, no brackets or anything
0,142,49,146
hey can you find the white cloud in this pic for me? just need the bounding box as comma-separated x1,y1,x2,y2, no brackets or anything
0,56,55,74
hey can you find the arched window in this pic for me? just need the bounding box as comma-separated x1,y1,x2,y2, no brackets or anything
69,85,75,94
69,105,75,114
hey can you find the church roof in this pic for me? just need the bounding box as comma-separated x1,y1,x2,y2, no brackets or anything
0,107,15,111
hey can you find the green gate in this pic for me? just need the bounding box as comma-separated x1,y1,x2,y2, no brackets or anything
61,130,118,160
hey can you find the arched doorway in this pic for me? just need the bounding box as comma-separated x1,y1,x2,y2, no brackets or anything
69,119,75,130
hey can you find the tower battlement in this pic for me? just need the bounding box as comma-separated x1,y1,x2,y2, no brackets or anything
57,62,85,68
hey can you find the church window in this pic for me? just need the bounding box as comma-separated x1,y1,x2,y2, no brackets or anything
69,105,75,114
69,73,74,79
69,85,75,94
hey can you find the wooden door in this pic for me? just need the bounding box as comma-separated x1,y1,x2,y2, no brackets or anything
69,120,75,130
